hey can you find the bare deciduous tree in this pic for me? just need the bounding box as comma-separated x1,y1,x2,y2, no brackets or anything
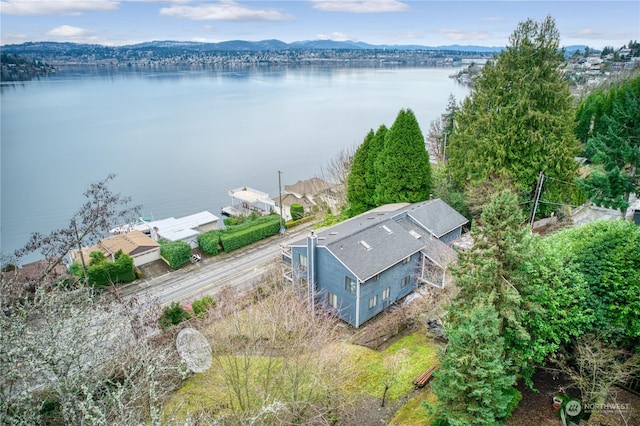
0,279,185,425
176,275,356,425
318,144,356,211
550,336,640,406
426,116,445,163
14,174,140,284
381,352,407,407
0,176,185,425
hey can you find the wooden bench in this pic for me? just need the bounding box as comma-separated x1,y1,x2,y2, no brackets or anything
413,365,437,388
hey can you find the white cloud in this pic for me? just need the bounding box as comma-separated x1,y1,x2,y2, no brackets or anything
482,16,504,22
570,28,604,39
440,29,490,42
311,0,409,13
0,33,30,45
317,32,353,41
160,0,292,21
389,31,425,40
0,0,118,16
47,25,92,37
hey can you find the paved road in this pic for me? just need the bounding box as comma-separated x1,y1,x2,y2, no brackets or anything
122,226,310,306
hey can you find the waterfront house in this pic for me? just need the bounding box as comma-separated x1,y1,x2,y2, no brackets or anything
72,230,161,267
134,211,219,248
222,187,276,218
273,192,316,221
284,177,343,214
282,199,468,328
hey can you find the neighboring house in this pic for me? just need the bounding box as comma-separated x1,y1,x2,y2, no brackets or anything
12,257,69,286
273,192,316,221
282,199,468,328
134,211,220,248
222,187,276,218
72,230,161,267
284,178,343,215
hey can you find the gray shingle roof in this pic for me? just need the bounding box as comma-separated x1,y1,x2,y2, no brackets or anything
288,199,466,281
326,219,424,281
403,199,468,237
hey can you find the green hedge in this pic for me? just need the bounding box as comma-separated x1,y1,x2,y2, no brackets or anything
285,215,315,228
160,241,192,269
87,253,136,287
197,230,221,255
220,216,281,252
290,203,304,220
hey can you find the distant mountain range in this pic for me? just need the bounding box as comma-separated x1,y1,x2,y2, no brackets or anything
5,39,509,53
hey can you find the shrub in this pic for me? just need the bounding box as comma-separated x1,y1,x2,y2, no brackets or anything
290,203,304,220
198,230,220,255
68,261,83,277
160,241,192,269
87,253,136,288
158,302,191,331
502,387,522,420
191,295,216,318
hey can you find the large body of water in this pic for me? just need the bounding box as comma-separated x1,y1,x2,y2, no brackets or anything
1,66,469,263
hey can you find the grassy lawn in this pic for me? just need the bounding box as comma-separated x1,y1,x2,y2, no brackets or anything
163,330,442,423
343,332,439,401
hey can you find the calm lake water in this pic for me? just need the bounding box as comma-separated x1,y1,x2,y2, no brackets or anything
1,65,469,263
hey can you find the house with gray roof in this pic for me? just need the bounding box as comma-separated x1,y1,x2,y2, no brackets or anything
282,199,468,328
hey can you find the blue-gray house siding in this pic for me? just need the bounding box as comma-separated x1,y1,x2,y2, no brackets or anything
286,199,468,328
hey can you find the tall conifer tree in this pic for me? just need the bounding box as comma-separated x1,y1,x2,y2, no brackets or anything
577,75,640,216
374,108,431,204
446,16,580,211
347,129,376,215
430,301,517,425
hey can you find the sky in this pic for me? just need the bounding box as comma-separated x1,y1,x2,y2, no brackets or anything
1,0,638,49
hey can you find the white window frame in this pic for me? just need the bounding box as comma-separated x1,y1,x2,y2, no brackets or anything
345,276,357,294
401,275,411,288
299,253,308,271
327,292,338,309
382,287,391,301
369,295,378,309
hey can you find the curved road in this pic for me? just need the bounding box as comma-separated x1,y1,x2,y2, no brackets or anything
122,226,310,305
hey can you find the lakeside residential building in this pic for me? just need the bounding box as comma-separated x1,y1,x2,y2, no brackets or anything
282,199,468,328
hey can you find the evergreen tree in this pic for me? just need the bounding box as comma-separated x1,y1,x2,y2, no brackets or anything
577,75,640,216
446,16,580,213
450,189,589,384
364,125,387,200
347,129,376,215
430,300,517,425
374,108,431,204
451,190,534,376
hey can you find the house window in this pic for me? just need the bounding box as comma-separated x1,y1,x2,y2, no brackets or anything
382,287,391,301
369,295,378,309
345,276,357,294
401,276,411,288
299,253,307,271
402,255,411,264
327,292,338,309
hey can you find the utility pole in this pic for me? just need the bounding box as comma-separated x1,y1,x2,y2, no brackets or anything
530,171,545,228
278,170,284,234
